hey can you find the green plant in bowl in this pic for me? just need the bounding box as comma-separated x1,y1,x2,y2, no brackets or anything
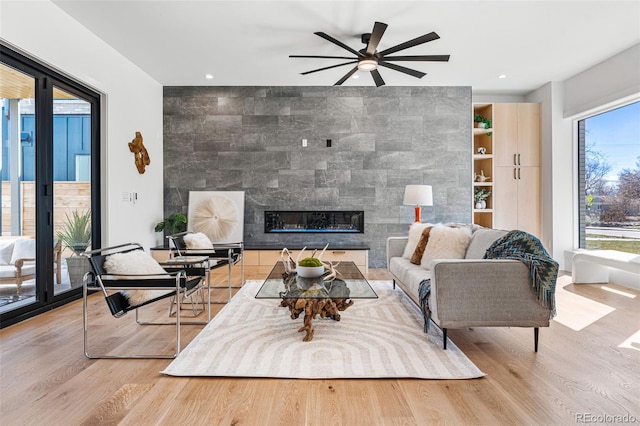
298,257,323,267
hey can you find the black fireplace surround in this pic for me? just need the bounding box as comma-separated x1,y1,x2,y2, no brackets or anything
264,211,364,233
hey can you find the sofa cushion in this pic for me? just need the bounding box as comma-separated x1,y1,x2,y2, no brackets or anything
421,224,472,269
389,256,430,304
465,228,509,259
10,238,35,265
0,240,15,265
402,222,432,259
0,264,35,278
410,226,433,265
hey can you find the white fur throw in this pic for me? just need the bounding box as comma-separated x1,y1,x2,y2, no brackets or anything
402,222,432,259
103,250,172,306
184,232,214,250
420,224,472,270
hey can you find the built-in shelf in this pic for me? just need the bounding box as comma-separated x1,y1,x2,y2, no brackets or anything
473,102,494,228
473,127,493,135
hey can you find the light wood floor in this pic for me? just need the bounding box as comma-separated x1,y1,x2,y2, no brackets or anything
1,266,638,425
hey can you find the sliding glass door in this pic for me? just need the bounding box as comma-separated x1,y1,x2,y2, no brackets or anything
0,45,100,326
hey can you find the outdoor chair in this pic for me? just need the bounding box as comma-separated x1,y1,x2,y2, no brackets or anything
82,242,203,359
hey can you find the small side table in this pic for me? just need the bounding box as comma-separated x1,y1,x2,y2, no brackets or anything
159,255,211,324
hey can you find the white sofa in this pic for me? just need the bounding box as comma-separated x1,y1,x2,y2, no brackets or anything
387,226,552,351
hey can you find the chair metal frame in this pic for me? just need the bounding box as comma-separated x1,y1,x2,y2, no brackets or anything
168,232,244,304
82,242,200,359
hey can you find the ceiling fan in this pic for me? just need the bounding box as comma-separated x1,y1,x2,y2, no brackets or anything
290,21,450,87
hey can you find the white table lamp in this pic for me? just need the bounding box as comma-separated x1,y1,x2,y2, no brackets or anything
403,185,433,223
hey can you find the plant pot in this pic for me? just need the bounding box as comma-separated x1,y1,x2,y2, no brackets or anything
65,256,90,288
475,122,487,129
475,200,487,209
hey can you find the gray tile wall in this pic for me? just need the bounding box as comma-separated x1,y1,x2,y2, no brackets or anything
163,86,472,267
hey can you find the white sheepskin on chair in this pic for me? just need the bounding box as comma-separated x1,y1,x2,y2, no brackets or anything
103,250,172,306
183,232,214,249
420,224,472,270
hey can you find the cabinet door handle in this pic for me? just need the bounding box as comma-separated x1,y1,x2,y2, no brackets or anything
518,168,521,179
518,154,521,165
514,168,517,180
513,154,517,165
332,251,346,255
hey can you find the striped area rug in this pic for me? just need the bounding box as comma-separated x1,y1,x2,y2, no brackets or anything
161,280,484,379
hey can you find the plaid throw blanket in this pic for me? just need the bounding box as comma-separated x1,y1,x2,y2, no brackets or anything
483,230,558,318
418,230,558,333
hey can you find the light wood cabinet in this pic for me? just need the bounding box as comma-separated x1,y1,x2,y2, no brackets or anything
493,103,541,236
244,249,369,274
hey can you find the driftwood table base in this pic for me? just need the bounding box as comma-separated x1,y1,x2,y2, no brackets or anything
280,298,354,341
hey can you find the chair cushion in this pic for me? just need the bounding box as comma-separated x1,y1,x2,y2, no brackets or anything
0,240,15,265
465,228,509,259
103,250,171,306
10,238,35,264
183,232,214,249
420,224,472,269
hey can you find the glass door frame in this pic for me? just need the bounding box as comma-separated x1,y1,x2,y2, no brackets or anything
0,44,101,327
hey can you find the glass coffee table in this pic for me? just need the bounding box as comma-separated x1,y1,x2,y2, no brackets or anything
255,261,377,341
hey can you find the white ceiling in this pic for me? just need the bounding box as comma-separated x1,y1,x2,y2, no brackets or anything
52,0,640,95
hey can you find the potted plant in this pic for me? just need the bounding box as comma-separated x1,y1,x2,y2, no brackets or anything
57,209,91,287
474,188,491,209
474,113,492,129
155,213,187,247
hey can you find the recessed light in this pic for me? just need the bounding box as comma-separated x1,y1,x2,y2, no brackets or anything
498,74,507,79
204,74,214,79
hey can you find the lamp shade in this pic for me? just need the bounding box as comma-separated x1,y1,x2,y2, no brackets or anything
403,185,433,206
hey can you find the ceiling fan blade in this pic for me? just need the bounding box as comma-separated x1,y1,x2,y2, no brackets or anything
301,61,358,75
382,55,450,62
377,32,440,56
290,55,357,60
371,69,385,87
315,32,364,57
365,21,388,56
378,61,426,79
334,66,359,86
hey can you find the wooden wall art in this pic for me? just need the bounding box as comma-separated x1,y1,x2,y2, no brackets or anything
128,131,150,174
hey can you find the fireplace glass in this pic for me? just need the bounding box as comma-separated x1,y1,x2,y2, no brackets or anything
264,211,364,233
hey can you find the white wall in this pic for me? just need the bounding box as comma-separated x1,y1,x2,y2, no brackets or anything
526,82,573,270
564,44,640,118
0,0,164,250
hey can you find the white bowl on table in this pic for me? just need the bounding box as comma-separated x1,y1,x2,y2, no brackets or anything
296,265,325,278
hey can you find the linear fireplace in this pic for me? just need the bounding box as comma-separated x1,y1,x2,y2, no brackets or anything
264,210,364,233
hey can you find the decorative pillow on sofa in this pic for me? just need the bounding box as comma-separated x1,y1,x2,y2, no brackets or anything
103,250,171,306
402,222,432,259
183,232,214,250
10,238,36,265
420,224,472,270
0,240,16,265
410,226,433,265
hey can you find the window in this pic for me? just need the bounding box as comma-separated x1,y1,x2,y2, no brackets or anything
578,101,640,254
0,44,100,326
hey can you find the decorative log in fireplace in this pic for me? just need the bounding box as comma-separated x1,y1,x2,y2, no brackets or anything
264,211,364,233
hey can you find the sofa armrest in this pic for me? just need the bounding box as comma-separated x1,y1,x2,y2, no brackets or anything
386,237,408,267
430,259,550,327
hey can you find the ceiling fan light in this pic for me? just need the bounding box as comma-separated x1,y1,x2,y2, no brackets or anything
357,58,378,71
